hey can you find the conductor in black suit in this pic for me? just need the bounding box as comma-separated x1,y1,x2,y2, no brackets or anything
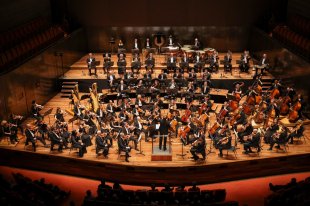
159,115,170,151
86,53,96,76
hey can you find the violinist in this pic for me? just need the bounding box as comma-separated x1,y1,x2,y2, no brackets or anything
71,130,87,157
199,96,212,115
237,121,253,143
134,116,149,142
124,71,134,80
31,100,43,119
217,131,232,157
36,117,48,140
48,127,64,152
1,120,19,144
25,124,47,152
119,108,129,121
190,130,206,161
168,79,177,90
122,122,139,151
95,131,110,157
213,124,229,145
287,120,304,144
117,133,131,162
243,129,261,154
224,51,232,73
209,51,219,72
268,125,288,150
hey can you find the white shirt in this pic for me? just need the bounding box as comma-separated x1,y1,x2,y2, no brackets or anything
134,42,138,49
170,57,173,63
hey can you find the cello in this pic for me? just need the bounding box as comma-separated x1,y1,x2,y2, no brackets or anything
279,95,291,115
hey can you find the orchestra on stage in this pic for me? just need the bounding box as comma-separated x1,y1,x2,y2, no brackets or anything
0,36,307,163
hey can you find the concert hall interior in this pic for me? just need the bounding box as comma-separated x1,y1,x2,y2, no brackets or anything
1,0,310,205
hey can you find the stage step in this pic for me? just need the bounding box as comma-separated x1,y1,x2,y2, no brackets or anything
60,82,78,98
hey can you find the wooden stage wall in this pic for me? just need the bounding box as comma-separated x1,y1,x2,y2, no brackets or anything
1,148,309,186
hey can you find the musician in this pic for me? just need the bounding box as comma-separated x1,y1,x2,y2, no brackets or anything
150,79,160,94
48,127,64,152
194,52,203,72
25,124,47,152
217,131,232,157
202,70,211,81
144,69,152,80
268,125,288,150
86,53,96,76
233,107,247,127
159,115,170,151
201,81,210,95
239,50,250,73
224,51,232,73
294,94,306,118
237,121,253,143
217,102,231,124
73,102,84,120
103,53,112,74
158,70,167,80
264,120,279,144
133,38,140,50
86,114,97,135
36,117,48,140
118,40,124,49
118,133,131,162
117,80,128,98
173,69,183,79
134,116,149,142
255,53,269,76
145,38,152,48
8,114,24,135
145,53,155,73
122,122,139,151
1,120,19,144
190,130,206,161
243,129,261,153
287,120,304,144
96,104,106,125
263,99,280,118
107,71,116,90
131,53,141,73
167,53,177,73
31,100,43,119
180,52,190,73
117,53,127,76
95,131,110,157
192,38,201,50
60,127,71,147
106,100,115,117
188,68,197,79
168,35,174,46
209,52,219,72
71,130,87,157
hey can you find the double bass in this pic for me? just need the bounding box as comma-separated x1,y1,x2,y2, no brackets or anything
288,101,301,123
279,95,291,115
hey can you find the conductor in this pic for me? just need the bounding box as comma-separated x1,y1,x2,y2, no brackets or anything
159,115,170,151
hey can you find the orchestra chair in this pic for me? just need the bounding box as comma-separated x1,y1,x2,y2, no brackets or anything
187,190,200,201
135,190,148,202
200,190,214,203
95,141,108,159
68,143,79,155
161,190,174,204
275,139,289,153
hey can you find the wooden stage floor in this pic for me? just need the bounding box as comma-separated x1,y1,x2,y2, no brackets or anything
0,93,310,185
61,52,274,81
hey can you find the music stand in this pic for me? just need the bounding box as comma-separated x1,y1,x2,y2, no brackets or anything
43,108,53,124
136,134,145,156
131,49,140,54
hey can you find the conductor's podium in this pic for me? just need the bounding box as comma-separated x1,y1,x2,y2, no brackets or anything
151,133,172,161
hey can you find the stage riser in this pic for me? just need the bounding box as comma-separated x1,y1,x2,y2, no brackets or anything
58,79,255,103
